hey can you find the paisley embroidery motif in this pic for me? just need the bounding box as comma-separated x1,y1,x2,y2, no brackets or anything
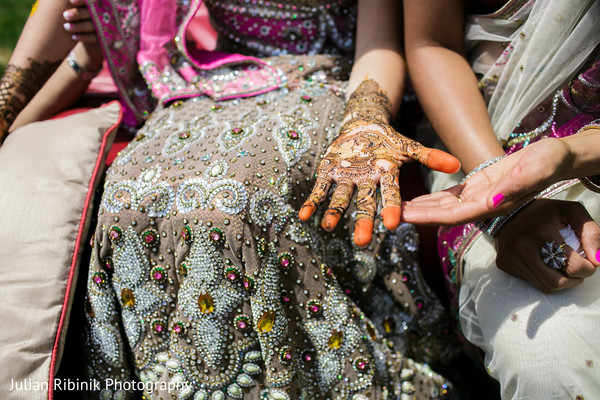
102,166,175,217
275,106,316,167
176,177,248,215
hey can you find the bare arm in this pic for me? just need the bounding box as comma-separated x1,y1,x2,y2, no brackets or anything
11,0,104,130
403,0,504,172
0,0,82,141
300,0,460,246
346,0,405,118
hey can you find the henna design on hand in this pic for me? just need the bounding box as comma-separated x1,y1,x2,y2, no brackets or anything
0,60,61,142
299,79,460,247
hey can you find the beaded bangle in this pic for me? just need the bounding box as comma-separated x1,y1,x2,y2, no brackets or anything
580,175,600,193
461,155,507,183
66,50,101,81
478,198,535,238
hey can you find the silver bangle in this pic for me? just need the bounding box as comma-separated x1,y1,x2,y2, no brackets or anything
461,155,507,183
66,50,100,81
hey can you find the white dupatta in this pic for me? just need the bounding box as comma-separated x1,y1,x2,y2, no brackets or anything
466,0,600,140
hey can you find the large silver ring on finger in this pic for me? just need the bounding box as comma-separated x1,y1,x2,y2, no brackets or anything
540,241,567,270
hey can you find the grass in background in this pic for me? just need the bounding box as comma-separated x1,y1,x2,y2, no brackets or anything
0,0,33,73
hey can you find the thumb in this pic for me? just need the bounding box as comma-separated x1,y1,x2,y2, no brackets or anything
413,147,461,174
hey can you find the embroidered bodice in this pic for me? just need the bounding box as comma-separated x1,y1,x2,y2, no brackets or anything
204,0,357,57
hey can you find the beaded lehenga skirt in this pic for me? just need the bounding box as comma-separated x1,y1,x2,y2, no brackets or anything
83,55,454,400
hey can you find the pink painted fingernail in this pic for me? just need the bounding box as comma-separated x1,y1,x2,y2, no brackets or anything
492,193,505,208
595,249,600,263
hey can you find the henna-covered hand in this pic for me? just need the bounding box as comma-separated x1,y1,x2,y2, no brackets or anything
0,60,62,143
299,120,459,246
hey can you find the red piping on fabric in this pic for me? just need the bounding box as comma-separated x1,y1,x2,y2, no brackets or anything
47,101,123,399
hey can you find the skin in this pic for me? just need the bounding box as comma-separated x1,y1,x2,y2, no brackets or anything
298,0,460,247
1,0,103,135
403,0,600,291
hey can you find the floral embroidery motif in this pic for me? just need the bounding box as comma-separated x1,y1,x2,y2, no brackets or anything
178,225,246,368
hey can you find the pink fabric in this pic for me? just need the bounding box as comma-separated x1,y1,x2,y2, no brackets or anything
85,0,283,126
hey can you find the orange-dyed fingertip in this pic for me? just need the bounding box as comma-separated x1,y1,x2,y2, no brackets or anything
427,149,461,174
381,206,401,230
354,219,373,247
298,204,315,221
321,211,341,231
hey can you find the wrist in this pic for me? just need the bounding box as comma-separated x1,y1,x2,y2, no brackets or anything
342,79,393,126
563,126,600,178
66,48,102,81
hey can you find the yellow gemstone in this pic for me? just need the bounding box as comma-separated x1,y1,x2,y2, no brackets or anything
198,293,215,314
121,288,135,308
328,330,343,350
366,322,377,340
382,318,394,333
257,310,275,332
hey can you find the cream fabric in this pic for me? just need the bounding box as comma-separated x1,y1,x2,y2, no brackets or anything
0,102,121,399
459,186,600,399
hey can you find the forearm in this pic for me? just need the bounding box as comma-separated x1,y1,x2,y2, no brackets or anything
404,0,504,173
11,43,103,130
408,46,504,172
0,0,78,140
347,0,404,122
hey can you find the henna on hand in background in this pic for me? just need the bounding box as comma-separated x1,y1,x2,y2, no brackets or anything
0,59,62,142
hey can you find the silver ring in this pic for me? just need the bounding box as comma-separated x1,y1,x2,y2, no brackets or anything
540,241,567,270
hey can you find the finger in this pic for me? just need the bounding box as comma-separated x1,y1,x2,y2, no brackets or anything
70,33,99,44
409,145,461,174
353,181,377,247
400,201,484,225
562,202,600,267
63,7,91,22
299,175,331,221
321,180,354,231
69,0,87,6
379,164,401,230
64,21,96,34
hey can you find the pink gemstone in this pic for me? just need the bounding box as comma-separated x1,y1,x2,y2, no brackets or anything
227,272,237,281
282,296,290,303
94,276,103,284
416,301,424,309
288,130,299,139
232,127,243,134
237,321,247,329
153,272,163,280
281,258,290,268
244,281,250,289
155,324,163,332
303,353,312,362
145,235,154,243
110,231,119,239
211,232,221,241
402,275,409,282
283,351,292,360
173,324,182,333
357,361,366,370
310,305,320,313
344,288,352,295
